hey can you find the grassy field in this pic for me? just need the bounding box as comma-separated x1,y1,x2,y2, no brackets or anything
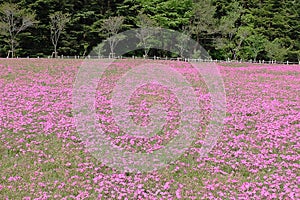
0,59,299,199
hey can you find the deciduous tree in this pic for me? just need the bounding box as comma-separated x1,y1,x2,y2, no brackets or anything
101,16,125,58
136,13,158,58
49,11,70,58
0,2,37,58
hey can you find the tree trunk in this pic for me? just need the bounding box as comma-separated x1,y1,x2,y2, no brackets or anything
11,39,14,58
54,45,57,58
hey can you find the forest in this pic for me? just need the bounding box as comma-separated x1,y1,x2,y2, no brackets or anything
0,0,299,61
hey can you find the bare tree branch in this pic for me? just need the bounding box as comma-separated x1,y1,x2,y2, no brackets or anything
49,11,70,58
101,16,125,58
136,13,158,58
0,3,37,58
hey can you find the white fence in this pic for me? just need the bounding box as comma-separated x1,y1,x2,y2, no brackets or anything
5,55,300,65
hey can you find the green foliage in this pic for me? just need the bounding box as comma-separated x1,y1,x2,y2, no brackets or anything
0,0,299,61
136,0,193,30
240,33,268,61
265,38,288,61
189,0,217,54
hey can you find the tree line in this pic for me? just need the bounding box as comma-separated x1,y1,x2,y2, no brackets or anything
0,0,299,61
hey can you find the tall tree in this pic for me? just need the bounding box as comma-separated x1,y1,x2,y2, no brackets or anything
189,0,217,45
0,2,37,57
101,16,125,58
233,26,251,60
49,11,70,58
265,38,288,61
136,13,157,58
241,33,268,61
175,26,191,58
215,1,243,60
242,0,297,61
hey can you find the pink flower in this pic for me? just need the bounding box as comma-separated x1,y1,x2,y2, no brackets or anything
163,182,171,190
176,188,182,199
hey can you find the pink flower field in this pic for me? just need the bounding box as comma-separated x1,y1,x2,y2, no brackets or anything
0,59,299,199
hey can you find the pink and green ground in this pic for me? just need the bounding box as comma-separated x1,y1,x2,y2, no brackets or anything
0,59,299,199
